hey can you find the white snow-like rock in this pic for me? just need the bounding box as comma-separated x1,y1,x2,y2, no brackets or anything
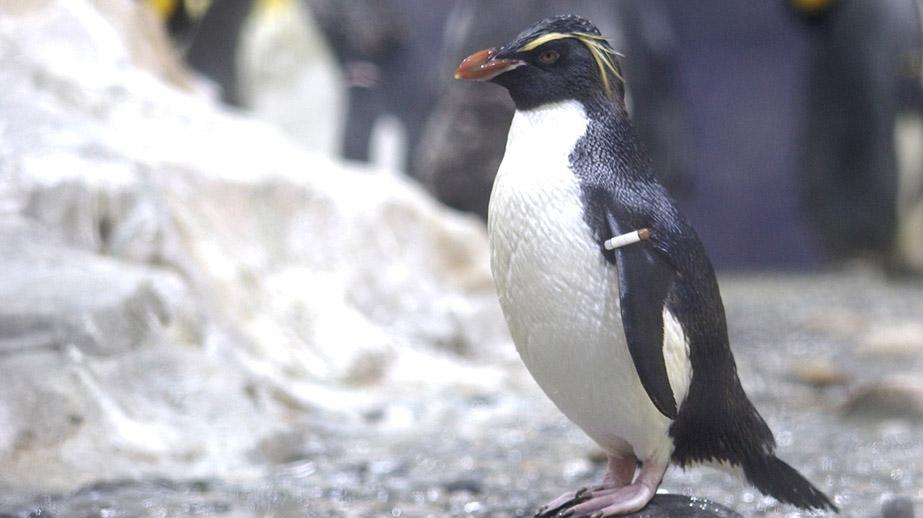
0,0,512,492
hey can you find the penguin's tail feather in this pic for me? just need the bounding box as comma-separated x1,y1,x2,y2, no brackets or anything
742,454,838,512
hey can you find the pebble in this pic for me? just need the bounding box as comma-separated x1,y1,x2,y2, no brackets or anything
804,308,866,337
586,447,609,465
791,359,850,388
842,374,923,421
858,322,923,357
443,478,484,495
627,494,742,518
881,494,916,518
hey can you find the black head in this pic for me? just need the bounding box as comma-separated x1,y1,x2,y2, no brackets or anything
455,15,625,111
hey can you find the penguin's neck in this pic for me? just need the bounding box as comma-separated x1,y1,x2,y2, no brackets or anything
504,98,648,188
491,100,591,237
505,100,591,164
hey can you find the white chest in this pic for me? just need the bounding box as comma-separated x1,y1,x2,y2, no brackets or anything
488,102,615,362
487,101,687,463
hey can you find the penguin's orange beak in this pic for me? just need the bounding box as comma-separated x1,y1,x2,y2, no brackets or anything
454,47,524,81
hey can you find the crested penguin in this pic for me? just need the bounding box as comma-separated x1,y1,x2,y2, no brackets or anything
454,15,837,517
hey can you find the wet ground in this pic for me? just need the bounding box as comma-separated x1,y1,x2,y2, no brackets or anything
1,271,921,517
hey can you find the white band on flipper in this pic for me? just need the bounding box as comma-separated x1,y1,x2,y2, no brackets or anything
604,228,651,250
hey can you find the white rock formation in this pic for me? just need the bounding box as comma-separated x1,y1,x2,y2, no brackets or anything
0,0,512,492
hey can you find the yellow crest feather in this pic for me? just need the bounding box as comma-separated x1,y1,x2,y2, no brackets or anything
518,32,624,98
518,32,571,52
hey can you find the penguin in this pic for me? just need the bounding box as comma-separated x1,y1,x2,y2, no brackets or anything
146,0,214,43
144,0,254,106
454,15,837,517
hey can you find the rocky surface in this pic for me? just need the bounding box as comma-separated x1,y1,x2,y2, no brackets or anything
1,271,920,517
882,494,917,518
0,2,921,518
0,0,509,494
625,495,742,517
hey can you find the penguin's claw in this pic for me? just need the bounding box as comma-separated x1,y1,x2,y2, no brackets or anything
533,488,591,518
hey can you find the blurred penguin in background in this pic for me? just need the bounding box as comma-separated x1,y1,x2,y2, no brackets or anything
148,0,213,47
306,0,453,175
147,0,255,106
182,0,254,106
790,0,923,273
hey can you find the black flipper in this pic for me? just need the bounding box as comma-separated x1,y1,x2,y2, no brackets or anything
606,212,678,419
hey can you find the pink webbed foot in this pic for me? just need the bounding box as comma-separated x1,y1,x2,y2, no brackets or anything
534,455,638,518
560,483,655,517
559,461,666,517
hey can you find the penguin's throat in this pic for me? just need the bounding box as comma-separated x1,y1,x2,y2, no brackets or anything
505,100,590,162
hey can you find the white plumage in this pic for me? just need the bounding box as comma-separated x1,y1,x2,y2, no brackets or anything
487,100,691,467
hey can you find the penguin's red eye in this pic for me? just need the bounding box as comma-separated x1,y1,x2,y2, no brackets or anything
538,49,560,65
